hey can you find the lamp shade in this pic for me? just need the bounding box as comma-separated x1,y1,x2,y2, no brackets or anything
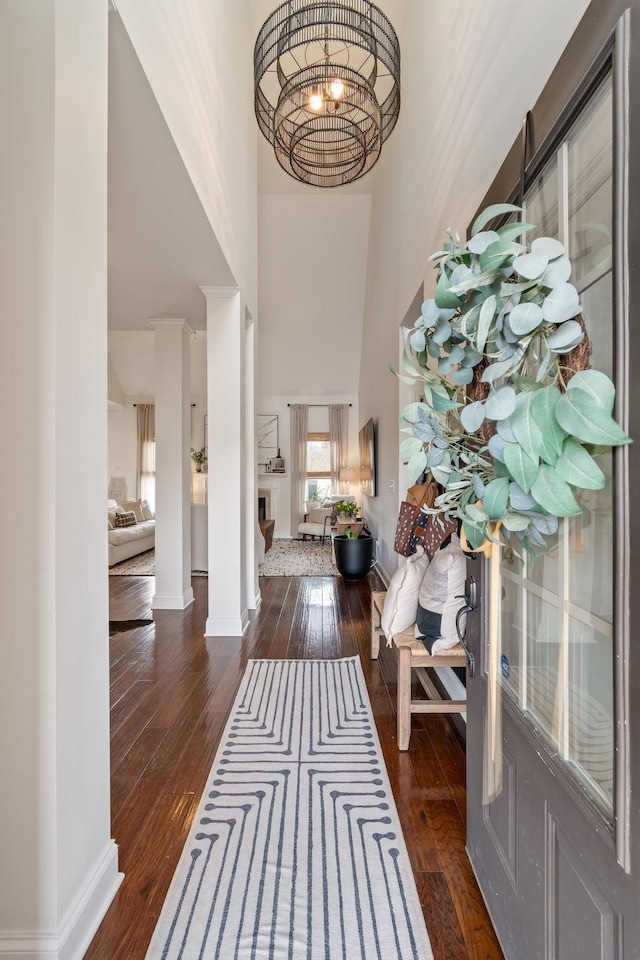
340,466,360,482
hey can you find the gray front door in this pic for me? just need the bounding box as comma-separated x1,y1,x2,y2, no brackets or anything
466,12,640,959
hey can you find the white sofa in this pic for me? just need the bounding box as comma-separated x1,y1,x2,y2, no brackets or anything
297,495,356,540
108,498,155,566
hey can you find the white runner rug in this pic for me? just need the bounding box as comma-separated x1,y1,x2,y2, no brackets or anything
145,657,433,960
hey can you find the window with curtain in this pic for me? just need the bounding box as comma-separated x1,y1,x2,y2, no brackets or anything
136,404,155,511
306,432,332,501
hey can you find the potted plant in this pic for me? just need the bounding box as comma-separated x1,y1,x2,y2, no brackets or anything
333,499,359,521
190,446,207,473
333,525,374,581
396,203,631,561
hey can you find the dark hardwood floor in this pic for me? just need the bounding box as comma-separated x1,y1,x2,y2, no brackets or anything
84,571,504,960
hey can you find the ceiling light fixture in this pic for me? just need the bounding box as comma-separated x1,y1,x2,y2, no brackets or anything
254,0,400,188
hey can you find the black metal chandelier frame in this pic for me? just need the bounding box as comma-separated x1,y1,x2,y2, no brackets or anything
254,0,401,188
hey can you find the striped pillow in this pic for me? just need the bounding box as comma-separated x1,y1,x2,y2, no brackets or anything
114,510,137,528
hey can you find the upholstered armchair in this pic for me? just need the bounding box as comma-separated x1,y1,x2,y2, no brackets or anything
298,507,333,541
297,495,356,541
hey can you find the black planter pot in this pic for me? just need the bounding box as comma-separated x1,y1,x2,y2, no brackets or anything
333,534,374,581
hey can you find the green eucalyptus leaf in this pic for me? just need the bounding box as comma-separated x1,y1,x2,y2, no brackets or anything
431,392,462,412
531,386,564,455
477,294,497,352
536,342,554,383
425,447,445,468
566,369,616,414
433,317,452,345
497,418,517,443
462,519,488,550
509,482,537,511
410,329,426,352
449,344,466,365
510,391,543,462
466,503,488,523
451,366,475,386
509,301,544,335
467,230,499,254
530,464,582,516
407,450,428,482
503,441,539,494
480,239,525,272
427,338,441,358
438,356,453,375
431,464,451,486
501,513,532,532
400,402,427,423
400,437,425,457
531,237,565,259
487,435,505,464
554,438,606,489
541,282,580,324
500,278,539,296
483,477,510,519
540,255,572,288
450,264,475,288
471,203,522,237
556,388,631,447
485,385,517,421
421,298,440,325
434,269,462,309
461,346,483,368
497,221,536,242
546,319,584,352
513,250,549,279
449,268,500,295
460,400,486,433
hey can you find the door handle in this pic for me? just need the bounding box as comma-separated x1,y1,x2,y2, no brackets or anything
455,575,477,678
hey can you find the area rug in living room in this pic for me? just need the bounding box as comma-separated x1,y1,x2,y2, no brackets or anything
259,538,337,577
144,657,433,960
108,550,207,577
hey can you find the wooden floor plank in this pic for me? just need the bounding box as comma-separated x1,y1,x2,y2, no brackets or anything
83,569,503,960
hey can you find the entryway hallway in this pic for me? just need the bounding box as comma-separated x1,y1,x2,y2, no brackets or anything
84,573,504,960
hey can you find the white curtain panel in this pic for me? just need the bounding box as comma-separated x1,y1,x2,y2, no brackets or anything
329,403,349,494
136,403,156,511
289,404,308,536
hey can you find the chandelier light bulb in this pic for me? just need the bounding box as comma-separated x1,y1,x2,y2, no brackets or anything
309,92,324,111
330,78,344,100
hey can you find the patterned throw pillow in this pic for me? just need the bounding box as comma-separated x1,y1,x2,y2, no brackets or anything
415,534,467,654
119,499,145,522
114,510,137,528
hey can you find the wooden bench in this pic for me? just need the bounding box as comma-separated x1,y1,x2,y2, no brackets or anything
371,590,468,750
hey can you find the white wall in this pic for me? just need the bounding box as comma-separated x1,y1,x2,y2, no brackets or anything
114,0,258,318
258,194,371,397
0,0,119,953
359,0,591,578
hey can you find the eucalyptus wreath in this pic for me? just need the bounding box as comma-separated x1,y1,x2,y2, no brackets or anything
398,203,631,560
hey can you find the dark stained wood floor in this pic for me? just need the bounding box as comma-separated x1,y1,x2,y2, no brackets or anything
84,571,504,960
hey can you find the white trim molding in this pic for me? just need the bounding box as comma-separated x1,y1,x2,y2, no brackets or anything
153,588,195,611
200,285,240,300
0,841,122,960
205,610,249,637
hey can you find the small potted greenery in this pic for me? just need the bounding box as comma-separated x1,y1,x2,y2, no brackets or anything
190,446,207,472
333,499,359,521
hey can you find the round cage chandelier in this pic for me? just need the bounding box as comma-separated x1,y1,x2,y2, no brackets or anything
254,0,400,188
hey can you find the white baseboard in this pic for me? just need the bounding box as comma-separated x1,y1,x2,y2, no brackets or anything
248,588,262,611
0,840,123,960
152,587,194,610
205,609,249,637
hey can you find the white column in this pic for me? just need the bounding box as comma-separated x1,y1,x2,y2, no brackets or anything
151,320,194,610
245,315,260,610
0,2,121,956
201,286,248,636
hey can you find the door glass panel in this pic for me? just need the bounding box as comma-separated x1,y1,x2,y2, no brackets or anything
525,593,560,742
500,73,614,816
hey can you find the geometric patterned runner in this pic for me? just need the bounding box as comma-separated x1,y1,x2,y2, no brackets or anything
144,657,433,960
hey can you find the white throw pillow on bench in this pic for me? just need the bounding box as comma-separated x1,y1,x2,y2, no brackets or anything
381,546,430,642
415,533,467,654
